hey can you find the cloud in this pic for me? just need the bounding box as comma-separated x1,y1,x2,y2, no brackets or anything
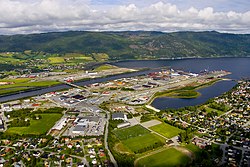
0,0,249,34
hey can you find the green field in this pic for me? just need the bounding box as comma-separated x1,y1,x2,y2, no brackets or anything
203,107,225,116
185,143,201,156
6,113,62,135
136,148,191,167
170,90,200,98
113,125,150,140
48,57,65,64
150,123,183,138
0,79,60,95
94,64,118,71
113,125,165,153
122,133,165,153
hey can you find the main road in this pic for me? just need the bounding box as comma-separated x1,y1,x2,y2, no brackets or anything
104,111,118,167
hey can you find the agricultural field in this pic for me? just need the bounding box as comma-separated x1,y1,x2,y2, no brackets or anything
48,57,65,64
0,78,60,95
149,123,183,138
6,113,62,135
136,148,191,167
92,53,109,62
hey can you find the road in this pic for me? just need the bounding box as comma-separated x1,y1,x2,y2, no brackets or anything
104,111,118,167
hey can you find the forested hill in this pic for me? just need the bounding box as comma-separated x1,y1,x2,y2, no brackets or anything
0,31,250,60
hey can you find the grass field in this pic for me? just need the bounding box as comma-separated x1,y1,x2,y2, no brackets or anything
113,125,150,140
122,133,165,153
0,79,60,95
150,123,183,138
48,57,65,64
94,64,118,71
92,53,109,62
203,107,225,116
114,142,133,154
185,143,201,157
6,113,62,135
136,148,191,167
167,90,200,98
113,125,165,153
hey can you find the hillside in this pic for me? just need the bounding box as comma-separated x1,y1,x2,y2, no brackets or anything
0,31,250,60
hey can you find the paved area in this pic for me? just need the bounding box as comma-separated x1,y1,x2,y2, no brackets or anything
127,117,140,126
141,119,162,128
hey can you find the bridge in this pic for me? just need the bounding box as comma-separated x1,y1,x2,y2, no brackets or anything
59,80,84,89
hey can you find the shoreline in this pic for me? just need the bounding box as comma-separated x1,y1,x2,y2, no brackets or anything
147,76,232,109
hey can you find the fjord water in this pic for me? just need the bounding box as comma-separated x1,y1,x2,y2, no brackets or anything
113,57,250,109
151,80,236,109
113,57,250,80
0,58,249,109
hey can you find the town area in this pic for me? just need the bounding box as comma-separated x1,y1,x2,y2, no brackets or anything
0,66,249,167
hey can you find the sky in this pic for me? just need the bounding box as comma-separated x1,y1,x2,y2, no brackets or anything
0,0,249,35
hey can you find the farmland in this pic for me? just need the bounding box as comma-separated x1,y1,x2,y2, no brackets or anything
136,148,191,167
6,113,62,135
149,123,184,138
0,78,60,95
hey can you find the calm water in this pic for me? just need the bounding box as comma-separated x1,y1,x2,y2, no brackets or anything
113,57,250,109
0,58,249,109
151,80,236,109
112,57,250,80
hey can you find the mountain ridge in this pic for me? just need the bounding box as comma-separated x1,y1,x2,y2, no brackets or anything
0,31,249,60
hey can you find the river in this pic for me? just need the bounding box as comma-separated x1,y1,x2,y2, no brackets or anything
0,57,249,109
112,57,250,109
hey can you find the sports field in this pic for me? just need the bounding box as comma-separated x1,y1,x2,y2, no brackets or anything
123,133,165,153
113,125,150,140
136,148,191,167
149,123,183,138
113,125,164,153
6,113,62,135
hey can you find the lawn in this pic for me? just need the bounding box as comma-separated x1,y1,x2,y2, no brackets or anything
6,113,62,135
122,133,165,153
150,123,183,138
136,148,191,167
113,125,150,140
204,107,225,116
